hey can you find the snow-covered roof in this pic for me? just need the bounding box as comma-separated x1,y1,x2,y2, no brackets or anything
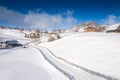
106,23,120,30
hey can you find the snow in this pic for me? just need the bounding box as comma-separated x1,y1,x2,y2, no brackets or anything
0,47,68,80
34,46,106,80
39,32,120,79
0,61,50,80
0,29,68,80
0,29,24,38
1,28,120,80
106,23,120,30
0,47,50,80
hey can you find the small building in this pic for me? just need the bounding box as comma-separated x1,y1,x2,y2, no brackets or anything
24,29,40,38
106,24,120,33
30,33,38,38
84,27,97,32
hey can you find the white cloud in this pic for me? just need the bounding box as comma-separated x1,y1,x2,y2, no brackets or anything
0,6,77,29
104,15,120,25
24,11,77,29
0,6,25,26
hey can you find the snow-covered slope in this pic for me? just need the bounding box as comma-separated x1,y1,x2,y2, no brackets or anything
0,46,68,80
0,28,34,44
0,29,24,38
40,32,120,79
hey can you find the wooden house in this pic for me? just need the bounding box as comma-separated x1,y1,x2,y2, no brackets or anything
30,33,38,38
84,27,97,32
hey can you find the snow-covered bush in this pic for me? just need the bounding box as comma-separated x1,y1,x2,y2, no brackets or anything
48,33,61,42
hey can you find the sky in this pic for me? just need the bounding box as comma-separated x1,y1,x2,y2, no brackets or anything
0,0,120,30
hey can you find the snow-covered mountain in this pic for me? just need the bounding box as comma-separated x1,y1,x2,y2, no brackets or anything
70,21,102,32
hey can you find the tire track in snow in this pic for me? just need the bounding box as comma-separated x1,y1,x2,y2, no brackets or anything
32,46,76,80
37,45,118,80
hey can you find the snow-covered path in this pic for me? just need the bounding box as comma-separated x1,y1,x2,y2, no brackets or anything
32,45,107,80
32,45,75,80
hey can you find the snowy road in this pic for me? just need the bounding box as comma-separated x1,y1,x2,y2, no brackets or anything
32,45,108,80
32,46,75,80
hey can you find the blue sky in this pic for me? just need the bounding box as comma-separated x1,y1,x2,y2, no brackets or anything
0,0,120,29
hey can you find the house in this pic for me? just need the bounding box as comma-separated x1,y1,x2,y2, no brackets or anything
106,24,120,33
84,27,97,32
24,29,40,38
30,33,38,38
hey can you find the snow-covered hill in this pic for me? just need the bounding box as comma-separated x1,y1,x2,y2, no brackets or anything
40,32,120,79
0,28,34,44
0,29,24,37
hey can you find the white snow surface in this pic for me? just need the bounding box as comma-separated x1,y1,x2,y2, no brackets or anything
0,29,24,38
0,46,68,80
40,32,120,79
0,29,68,80
1,28,120,80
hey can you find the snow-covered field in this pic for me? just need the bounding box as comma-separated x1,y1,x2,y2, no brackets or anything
1,28,120,80
0,47,69,80
0,29,68,80
40,32,120,79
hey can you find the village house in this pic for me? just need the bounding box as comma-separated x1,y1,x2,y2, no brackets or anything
24,29,40,38
84,27,97,32
106,24,120,33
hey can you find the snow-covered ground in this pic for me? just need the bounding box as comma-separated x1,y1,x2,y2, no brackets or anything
33,45,106,80
0,47,68,80
0,29,24,38
0,29,68,80
1,28,120,80
40,32,120,79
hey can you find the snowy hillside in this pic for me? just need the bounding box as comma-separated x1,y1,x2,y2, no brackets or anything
0,28,33,44
40,32,120,79
0,29,24,38
0,47,68,80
